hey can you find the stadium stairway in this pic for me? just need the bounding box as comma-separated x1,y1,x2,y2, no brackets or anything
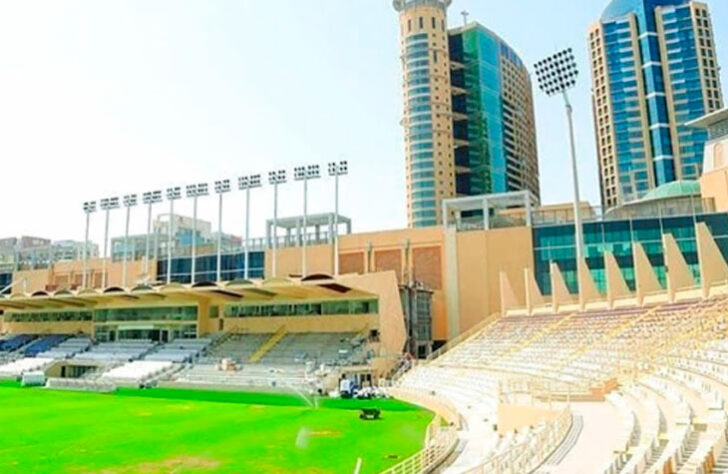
248,327,287,363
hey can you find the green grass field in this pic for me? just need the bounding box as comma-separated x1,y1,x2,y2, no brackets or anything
0,383,431,473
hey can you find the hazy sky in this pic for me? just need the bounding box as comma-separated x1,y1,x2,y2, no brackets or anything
1,0,726,247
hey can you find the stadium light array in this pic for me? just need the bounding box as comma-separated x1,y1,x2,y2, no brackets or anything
99,197,120,288
238,174,262,280
268,170,287,278
534,48,584,280
165,187,182,285
294,165,322,278
214,179,231,282
328,161,348,276
121,194,138,287
142,191,162,276
81,201,97,289
185,183,209,284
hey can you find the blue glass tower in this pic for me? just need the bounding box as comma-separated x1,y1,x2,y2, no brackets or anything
449,24,539,203
589,0,723,209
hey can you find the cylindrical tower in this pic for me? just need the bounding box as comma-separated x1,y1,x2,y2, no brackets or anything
394,0,455,228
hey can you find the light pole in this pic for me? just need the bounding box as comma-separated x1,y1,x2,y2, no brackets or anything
238,174,262,279
534,48,584,289
294,164,321,278
186,183,209,284
165,186,182,285
268,170,287,278
328,160,348,276
142,190,162,276
121,194,138,288
99,197,120,289
214,179,231,283
82,201,97,289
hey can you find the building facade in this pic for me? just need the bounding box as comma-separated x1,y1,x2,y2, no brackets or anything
0,236,98,272
394,0,539,228
110,214,241,263
589,0,723,209
395,0,456,228
449,24,539,205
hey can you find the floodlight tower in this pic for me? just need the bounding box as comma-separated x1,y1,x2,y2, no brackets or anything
121,194,138,288
238,174,262,279
534,48,584,269
214,179,231,282
186,183,209,284
165,187,182,285
82,201,97,289
294,164,321,278
268,170,287,278
142,190,162,276
328,160,348,276
99,197,120,288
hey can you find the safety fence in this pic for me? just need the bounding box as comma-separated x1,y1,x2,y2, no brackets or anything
463,407,572,474
378,424,458,474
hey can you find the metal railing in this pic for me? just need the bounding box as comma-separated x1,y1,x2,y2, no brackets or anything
379,424,458,474
464,407,572,474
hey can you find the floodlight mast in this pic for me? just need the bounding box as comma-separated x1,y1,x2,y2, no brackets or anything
82,201,97,289
166,187,182,285
328,161,348,276
186,183,209,284
295,164,321,278
534,48,584,286
142,191,162,277
239,174,262,280
214,180,231,282
99,197,120,288
121,194,138,288
268,170,287,278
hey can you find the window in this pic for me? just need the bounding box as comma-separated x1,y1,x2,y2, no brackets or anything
419,17,423,29
225,299,378,317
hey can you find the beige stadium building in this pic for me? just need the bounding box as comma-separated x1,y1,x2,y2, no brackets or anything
1,109,728,360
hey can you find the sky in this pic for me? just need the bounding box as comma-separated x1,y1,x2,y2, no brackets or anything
0,0,726,249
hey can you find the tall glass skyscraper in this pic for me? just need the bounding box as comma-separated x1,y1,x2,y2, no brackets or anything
449,24,539,202
589,0,723,209
393,0,540,228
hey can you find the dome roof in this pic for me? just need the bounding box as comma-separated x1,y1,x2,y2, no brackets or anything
640,180,701,202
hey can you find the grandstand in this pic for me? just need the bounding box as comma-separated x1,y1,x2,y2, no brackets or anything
388,294,728,473
73,340,157,362
100,360,175,386
38,336,92,359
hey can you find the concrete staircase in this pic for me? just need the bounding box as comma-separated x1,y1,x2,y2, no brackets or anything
248,327,287,363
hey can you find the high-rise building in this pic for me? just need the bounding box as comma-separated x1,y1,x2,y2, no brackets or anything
449,24,540,204
589,0,723,209
393,0,540,228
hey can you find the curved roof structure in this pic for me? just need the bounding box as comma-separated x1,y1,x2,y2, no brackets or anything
640,180,700,202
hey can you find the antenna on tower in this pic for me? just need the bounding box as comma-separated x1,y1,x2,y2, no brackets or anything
461,10,469,26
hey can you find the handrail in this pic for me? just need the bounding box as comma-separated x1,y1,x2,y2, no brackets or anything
463,407,572,474
378,425,458,474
